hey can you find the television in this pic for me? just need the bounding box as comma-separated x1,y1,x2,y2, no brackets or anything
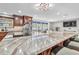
63,21,76,27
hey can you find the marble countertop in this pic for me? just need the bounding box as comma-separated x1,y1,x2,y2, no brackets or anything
13,32,78,55
0,32,78,55
0,35,30,55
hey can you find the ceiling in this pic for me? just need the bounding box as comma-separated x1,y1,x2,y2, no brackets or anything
0,3,79,21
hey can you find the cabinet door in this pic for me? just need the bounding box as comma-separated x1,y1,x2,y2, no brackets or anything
28,17,32,22
24,17,28,24
14,16,23,26
24,16,32,24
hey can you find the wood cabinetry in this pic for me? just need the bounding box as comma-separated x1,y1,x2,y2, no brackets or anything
23,16,32,35
13,15,32,26
13,15,32,36
0,32,8,41
13,15,24,26
23,16,32,24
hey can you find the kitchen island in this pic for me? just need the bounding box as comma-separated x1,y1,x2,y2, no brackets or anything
0,32,78,55
0,35,30,55
12,32,78,55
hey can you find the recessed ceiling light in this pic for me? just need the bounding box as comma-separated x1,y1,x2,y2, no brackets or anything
18,10,22,13
49,4,55,7
34,4,40,7
63,15,66,18
63,14,68,18
49,4,52,7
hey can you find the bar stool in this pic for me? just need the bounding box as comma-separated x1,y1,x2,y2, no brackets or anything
66,35,79,51
74,36,79,42
56,47,79,55
67,41,79,51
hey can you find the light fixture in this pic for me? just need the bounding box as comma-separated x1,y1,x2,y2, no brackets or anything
63,14,69,18
18,10,22,13
35,3,54,11
63,15,66,18
49,4,53,7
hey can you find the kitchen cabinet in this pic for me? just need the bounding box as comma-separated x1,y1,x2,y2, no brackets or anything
0,16,14,32
0,32,8,41
23,16,32,24
13,15,32,26
23,16,32,35
13,15,24,26
13,15,32,36
0,18,13,28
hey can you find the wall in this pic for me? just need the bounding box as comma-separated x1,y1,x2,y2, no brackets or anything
49,21,63,31
49,19,79,32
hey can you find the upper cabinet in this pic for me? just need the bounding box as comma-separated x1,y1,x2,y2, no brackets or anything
13,15,32,26
13,15,24,26
23,16,32,24
23,16,32,35
0,16,14,28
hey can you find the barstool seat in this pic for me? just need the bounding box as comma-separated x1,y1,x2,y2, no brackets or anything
74,38,79,42
56,47,79,55
67,41,79,51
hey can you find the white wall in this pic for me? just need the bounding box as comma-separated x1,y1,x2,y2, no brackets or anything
49,19,79,32
49,21,63,31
